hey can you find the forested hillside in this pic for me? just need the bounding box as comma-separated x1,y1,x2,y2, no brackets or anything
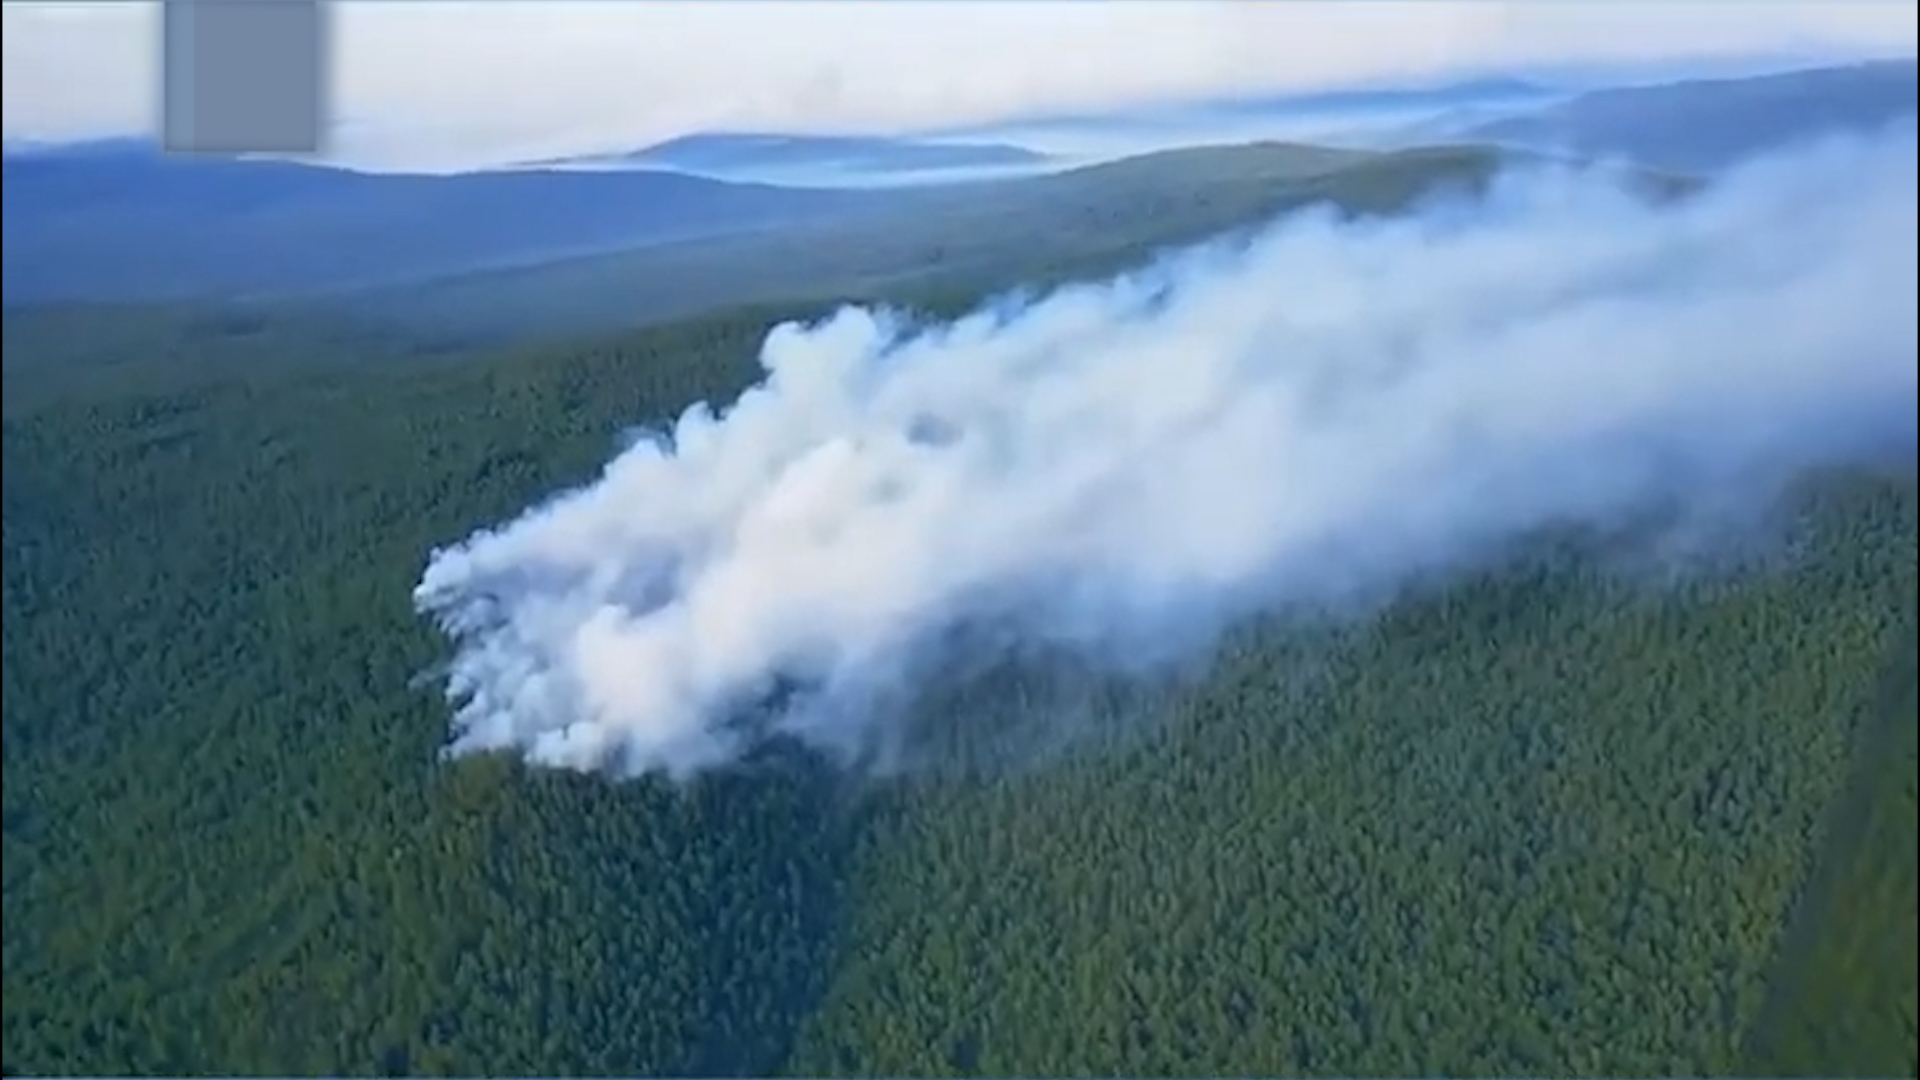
324,143,1519,344
2,291,1915,1076
1464,59,1919,173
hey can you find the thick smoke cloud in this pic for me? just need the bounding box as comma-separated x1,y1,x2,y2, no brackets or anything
414,129,1918,780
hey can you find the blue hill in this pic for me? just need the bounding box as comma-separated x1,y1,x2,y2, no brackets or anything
563,133,1049,176
2,141,863,303
1464,59,1918,171
5,61,1911,310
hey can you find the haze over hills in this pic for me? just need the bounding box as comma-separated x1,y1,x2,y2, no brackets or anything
0,138,1505,317
1461,58,1920,172
535,133,1054,186
931,74,1560,152
0,144,865,303
3,59,1912,315
1048,73,1554,124
1181,73,1555,122
328,142,1520,343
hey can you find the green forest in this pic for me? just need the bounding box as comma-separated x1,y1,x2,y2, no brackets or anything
2,274,1915,1077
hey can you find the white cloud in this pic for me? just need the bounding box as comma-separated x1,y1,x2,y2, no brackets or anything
4,0,1916,168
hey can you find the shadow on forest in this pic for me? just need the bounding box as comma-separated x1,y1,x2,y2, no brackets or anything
673,743,869,1077
1742,592,1919,1078
397,738,866,1078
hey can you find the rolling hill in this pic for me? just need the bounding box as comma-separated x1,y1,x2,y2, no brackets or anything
1,137,1470,315
1190,74,1554,121
324,141,1517,343
4,60,1910,315
939,75,1561,150
1462,58,1919,172
541,132,1052,182
3,244,1913,1077
0,142,864,304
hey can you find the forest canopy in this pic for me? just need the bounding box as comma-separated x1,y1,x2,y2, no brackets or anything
2,291,1913,1077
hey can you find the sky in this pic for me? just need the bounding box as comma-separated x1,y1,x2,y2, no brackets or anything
4,1,1917,170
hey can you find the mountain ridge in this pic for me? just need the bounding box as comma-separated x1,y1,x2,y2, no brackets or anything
537,132,1051,175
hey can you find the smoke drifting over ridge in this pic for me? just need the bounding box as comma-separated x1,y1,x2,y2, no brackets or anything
414,129,1919,780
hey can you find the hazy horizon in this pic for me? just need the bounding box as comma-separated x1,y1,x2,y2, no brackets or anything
6,0,1916,171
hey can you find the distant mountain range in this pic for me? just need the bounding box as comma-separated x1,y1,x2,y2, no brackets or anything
538,133,1051,180
4,60,1913,311
330,141,1518,343
1190,75,1554,121
1461,59,1919,172
936,75,1562,152
1,145,871,302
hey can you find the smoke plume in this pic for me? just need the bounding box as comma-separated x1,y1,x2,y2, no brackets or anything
414,128,1919,780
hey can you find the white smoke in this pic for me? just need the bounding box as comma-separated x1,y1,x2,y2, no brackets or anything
414,128,1919,780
